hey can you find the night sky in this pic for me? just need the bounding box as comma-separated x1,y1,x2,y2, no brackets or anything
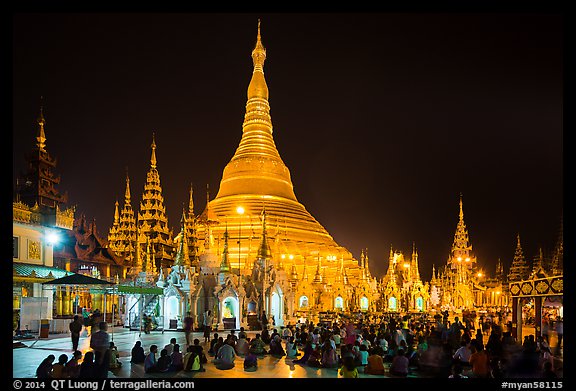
12,13,563,281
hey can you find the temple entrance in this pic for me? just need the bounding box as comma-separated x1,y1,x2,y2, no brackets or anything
416,296,424,311
271,292,281,327
247,300,259,330
222,296,239,330
334,296,343,309
360,296,369,311
165,296,179,330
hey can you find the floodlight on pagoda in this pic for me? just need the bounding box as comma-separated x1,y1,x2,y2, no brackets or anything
289,254,294,260
457,257,462,262
477,272,483,278
281,254,286,259
403,263,410,268
465,257,471,262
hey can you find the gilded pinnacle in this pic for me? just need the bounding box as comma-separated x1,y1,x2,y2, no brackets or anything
150,132,157,169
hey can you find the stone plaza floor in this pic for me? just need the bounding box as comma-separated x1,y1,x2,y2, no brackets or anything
13,325,562,379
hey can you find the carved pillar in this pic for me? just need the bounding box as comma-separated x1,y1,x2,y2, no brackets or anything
534,296,542,338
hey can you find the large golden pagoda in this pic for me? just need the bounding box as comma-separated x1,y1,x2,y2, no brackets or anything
198,21,363,286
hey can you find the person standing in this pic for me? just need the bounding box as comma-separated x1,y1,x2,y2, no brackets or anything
82,307,91,336
69,315,83,352
203,310,213,343
554,318,563,356
90,322,110,374
183,311,194,346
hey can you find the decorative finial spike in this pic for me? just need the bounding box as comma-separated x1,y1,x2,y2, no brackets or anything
150,132,157,169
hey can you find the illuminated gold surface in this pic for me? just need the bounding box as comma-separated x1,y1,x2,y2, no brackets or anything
197,22,365,288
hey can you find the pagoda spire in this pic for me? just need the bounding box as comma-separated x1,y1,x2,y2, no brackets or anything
113,200,120,225
508,233,530,282
411,242,421,282
257,208,272,260
219,226,231,273
313,253,322,284
302,261,309,282
137,133,173,266
188,183,194,217
450,193,475,268
124,170,131,203
36,97,47,153
150,132,157,169
174,208,190,267
215,19,297,201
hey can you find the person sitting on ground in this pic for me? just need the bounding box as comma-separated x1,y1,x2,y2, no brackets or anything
208,333,219,355
144,345,158,373
306,344,323,367
339,355,359,378
358,344,369,367
238,327,247,340
109,342,122,369
364,348,385,375
183,345,205,372
321,342,339,368
469,342,490,378
225,334,237,350
51,354,69,378
293,340,313,364
282,325,293,340
261,328,271,344
269,334,286,358
214,339,236,370
244,351,258,372
36,354,56,379
169,344,183,371
390,349,409,377
65,351,82,379
190,339,208,364
130,341,146,364
211,337,224,357
453,340,472,367
164,338,177,356
249,333,267,355
286,336,300,358
449,362,468,378
79,351,96,378
235,334,250,357
156,349,171,372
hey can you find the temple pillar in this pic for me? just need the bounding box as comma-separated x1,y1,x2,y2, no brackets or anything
93,293,102,311
534,296,542,338
56,287,63,316
62,288,70,316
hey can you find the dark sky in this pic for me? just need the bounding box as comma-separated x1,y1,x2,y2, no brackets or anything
12,13,563,282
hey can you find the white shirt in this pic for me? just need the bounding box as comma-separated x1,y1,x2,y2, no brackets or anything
453,346,472,363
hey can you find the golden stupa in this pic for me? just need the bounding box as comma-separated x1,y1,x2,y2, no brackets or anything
198,21,362,284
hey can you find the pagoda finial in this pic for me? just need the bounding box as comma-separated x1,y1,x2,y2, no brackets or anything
459,193,464,221
36,96,47,152
124,169,131,203
252,19,266,70
188,183,194,216
150,132,157,169
113,200,119,224
247,19,268,101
